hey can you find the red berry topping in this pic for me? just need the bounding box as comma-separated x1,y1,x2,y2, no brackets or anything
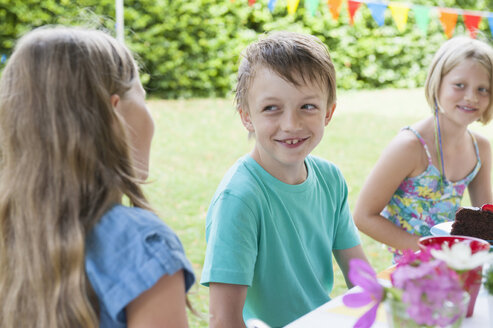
481,204,493,212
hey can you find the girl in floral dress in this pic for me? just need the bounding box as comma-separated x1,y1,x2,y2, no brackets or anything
353,36,493,260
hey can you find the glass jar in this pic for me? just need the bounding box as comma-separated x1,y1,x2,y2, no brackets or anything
385,293,469,328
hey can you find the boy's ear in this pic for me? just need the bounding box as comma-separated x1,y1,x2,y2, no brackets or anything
239,108,254,132
110,94,121,110
325,103,336,126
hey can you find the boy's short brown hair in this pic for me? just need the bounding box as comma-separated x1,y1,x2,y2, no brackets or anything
235,31,336,112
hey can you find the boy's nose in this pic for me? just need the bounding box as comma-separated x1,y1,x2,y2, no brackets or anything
280,110,301,131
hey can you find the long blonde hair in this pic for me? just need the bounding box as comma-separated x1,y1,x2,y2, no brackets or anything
0,27,150,327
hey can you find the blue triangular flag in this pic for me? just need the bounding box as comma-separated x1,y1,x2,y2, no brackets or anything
367,2,387,27
268,0,277,12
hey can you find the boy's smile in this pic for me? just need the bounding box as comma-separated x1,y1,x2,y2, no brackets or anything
240,66,335,184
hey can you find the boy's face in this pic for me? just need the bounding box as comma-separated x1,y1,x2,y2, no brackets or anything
240,66,335,182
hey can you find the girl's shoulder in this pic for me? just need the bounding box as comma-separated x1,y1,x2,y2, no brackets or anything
389,126,427,155
87,205,183,256
97,205,168,234
377,125,430,178
469,130,491,148
469,130,492,160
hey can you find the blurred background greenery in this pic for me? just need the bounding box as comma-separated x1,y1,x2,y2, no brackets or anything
1,0,493,98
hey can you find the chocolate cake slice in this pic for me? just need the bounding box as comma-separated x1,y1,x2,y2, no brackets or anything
451,205,493,243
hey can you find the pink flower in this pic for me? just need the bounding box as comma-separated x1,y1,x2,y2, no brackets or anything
345,246,468,328
342,259,383,328
395,247,435,268
391,258,465,326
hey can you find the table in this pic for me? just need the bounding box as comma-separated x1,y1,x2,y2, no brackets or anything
286,267,492,328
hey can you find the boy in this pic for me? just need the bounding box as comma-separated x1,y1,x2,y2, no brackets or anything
201,31,368,328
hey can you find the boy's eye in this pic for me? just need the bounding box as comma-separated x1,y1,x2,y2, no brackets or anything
262,105,278,112
454,83,464,88
301,104,317,110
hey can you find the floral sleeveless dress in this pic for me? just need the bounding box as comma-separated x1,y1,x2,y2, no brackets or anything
381,126,481,257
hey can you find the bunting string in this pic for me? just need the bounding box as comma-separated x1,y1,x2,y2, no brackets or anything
247,0,493,39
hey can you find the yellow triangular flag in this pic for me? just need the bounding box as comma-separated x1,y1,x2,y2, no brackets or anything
287,0,300,15
389,2,409,32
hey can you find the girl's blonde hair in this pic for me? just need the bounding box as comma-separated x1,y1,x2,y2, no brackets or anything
425,36,493,124
0,27,150,327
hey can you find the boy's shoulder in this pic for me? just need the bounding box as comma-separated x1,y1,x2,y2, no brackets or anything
214,155,267,198
306,154,345,180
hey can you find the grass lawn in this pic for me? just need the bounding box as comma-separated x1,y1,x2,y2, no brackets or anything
143,88,493,327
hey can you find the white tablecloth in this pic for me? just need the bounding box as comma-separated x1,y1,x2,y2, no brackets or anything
286,278,491,328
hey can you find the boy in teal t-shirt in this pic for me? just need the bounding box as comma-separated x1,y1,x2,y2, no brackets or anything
201,31,368,328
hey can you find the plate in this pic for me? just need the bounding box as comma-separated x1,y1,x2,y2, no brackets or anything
430,221,453,237
430,221,493,250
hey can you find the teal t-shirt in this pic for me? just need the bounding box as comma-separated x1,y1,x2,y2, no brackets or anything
200,155,360,327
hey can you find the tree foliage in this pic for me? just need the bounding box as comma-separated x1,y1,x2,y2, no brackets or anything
1,0,492,98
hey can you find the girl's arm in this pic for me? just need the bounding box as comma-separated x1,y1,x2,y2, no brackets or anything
468,134,493,206
126,270,189,328
209,283,248,328
333,245,368,289
353,131,423,252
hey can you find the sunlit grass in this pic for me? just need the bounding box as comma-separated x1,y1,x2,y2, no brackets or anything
143,89,493,327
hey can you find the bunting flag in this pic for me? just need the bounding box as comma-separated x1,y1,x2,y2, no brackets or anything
0,55,6,64
328,0,344,21
412,5,431,34
287,0,300,15
347,0,362,25
463,13,482,39
243,0,493,39
438,9,458,39
389,3,409,32
306,0,320,17
367,2,387,27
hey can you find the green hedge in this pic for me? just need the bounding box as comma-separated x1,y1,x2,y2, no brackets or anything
0,0,492,98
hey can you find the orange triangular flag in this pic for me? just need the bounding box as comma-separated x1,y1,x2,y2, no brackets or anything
328,0,343,21
463,13,482,39
438,9,458,39
347,0,362,25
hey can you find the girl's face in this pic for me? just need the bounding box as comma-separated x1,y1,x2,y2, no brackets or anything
438,58,491,126
114,75,155,180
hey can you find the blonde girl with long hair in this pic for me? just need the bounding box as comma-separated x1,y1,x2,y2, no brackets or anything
0,27,194,327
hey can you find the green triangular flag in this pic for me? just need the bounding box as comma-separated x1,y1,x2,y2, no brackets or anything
413,5,431,34
305,0,319,17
